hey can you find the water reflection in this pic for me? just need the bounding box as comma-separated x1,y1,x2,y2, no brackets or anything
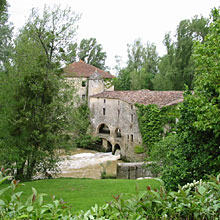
58,149,121,179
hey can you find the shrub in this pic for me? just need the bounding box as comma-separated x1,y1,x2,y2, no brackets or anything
76,174,220,219
134,145,145,154
0,170,219,219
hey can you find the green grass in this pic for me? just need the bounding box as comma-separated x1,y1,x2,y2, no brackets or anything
2,178,161,212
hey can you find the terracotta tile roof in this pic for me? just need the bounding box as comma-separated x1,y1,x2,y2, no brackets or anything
91,90,184,108
63,60,114,79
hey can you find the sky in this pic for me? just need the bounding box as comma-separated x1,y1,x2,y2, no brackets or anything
7,0,220,72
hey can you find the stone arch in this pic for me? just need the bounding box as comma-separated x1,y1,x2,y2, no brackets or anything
115,128,122,138
98,123,110,134
113,143,121,155
106,140,112,152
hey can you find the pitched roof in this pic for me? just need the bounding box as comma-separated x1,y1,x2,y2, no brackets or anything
63,60,114,79
91,90,184,108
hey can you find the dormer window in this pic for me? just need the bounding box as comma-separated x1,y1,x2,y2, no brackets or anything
82,80,86,87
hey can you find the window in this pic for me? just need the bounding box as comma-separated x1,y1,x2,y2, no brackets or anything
131,114,133,122
118,109,120,118
103,108,106,116
82,80,86,87
127,135,129,141
82,94,86,100
131,105,133,110
104,99,106,103
131,134,133,142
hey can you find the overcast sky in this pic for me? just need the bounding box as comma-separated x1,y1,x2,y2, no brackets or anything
7,0,220,71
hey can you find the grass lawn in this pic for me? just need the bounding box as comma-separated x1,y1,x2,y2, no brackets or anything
1,178,161,212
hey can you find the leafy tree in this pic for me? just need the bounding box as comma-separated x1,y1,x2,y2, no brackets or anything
0,0,13,72
161,8,220,189
153,16,209,91
78,38,107,70
114,39,159,90
0,5,80,180
71,103,97,148
64,37,107,70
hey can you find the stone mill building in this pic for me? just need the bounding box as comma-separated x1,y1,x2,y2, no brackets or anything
64,60,184,161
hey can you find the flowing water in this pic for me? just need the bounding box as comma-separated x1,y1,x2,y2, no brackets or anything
57,148,122,179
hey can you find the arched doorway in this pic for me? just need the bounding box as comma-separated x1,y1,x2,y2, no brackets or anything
98,124,110,134
113,144,121,156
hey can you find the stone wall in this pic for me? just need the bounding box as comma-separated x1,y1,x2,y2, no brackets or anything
89,97,145,161
116,162,154,179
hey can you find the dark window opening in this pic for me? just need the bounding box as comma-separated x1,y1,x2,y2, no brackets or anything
99,124,110,134
82,80,86,87
131,105,133,110
82,94,86,100
103,108,106,115
115,128,122,138
127,135,129,141
131,134,133,142
104,99,106,103
131,114,133,122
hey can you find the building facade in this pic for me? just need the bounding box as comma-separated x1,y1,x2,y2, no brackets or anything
64,61,183,161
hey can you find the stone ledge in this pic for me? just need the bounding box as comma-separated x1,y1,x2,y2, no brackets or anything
116,162,154,179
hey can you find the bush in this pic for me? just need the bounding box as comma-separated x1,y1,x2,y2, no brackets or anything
134,145,145,154
76,174,220,219
0,170,219,219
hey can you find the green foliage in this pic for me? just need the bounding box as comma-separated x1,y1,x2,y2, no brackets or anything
135,103,178,153
0,5,80,181
0,0,13,72
78,38,107,70
2,170,219,219
160,8,220,190
153,16,209,91
71,103,97,148
75,174,220,219
65,37,108,70
134,145,145,154
114,39,159,90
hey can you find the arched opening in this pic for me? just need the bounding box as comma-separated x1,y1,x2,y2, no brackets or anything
101,139,112,152
115,128,122,138
106,140,112,152
98,124,110,134
113,144,121,156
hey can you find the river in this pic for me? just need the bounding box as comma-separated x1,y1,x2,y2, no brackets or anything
57,148,122,179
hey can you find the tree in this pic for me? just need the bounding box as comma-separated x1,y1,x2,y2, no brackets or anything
0,5,80,180
114,39,159,90
0,0,13,72
160,8,220,189
64,37,108,70
153,16,209,91
78,38,107,70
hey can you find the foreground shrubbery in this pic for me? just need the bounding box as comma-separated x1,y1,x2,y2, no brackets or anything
0,171,219,220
